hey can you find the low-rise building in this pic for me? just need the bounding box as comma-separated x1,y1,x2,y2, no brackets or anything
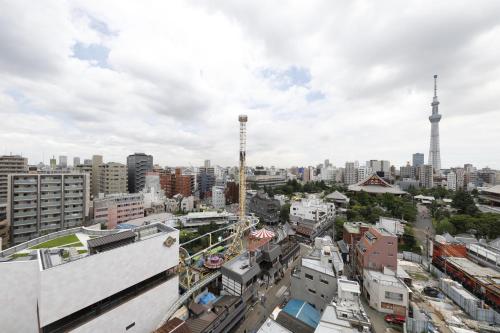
355,226,398,279
94,193,144,229
363,268,411,316
172,211,237,228
376,217,405,238
314,278,371,333
221,253,261,303
0,223,179,333
348,173,406,195
291,236,344,311
290,198,335,239
248,192,281,225
247,174,287,189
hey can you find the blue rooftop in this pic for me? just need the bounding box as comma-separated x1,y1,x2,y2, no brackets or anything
282,299,320,328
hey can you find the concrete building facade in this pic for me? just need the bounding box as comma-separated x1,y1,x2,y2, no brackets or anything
94,193,144,229
99,162,128,195
91,155,103,198
0,155,28,247
212,186,225,209
418,164,434,189
0,223,179,333
7,173,89,245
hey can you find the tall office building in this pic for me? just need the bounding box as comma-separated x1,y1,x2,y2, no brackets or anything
127,153,153,193
99,162,128,195
7,173,89,245
344,162,358,185
50,156,57,170
418,165,434,189
204,159,211,168
428,75,442,172
73,157,80,167
412,153,424,167
59,155,68,169
91,155,103,198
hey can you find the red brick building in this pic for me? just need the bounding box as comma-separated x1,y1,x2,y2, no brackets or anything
158,168,193,198
355,226,398,278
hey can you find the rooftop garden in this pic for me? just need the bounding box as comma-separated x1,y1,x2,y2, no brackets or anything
30,234,83,249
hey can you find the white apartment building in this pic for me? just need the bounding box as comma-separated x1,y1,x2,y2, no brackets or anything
290,198,335,239
290,198,335,224
212,186,226,209
447,171,457,190
363,268,411,316
357,166,372,182
319,166,336,182
7,173,90,245
0,223,179,333
180,195,195,212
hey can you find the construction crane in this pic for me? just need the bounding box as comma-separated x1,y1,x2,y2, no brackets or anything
224,115,248,260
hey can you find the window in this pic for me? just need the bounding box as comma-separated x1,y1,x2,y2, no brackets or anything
387,241,394,245
126,323,135,330
308,288,316,294
385,291,403,301
320,278,329,285
305,273,314,280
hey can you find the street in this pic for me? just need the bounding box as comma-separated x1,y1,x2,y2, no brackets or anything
413,204,434,257
234,244,310,333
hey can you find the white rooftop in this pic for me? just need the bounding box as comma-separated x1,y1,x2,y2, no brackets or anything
258,318,292,333
302,257,335,277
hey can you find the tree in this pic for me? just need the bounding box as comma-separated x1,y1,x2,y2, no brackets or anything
435,218,456,235
334,217,346,241
280,203,291,223
452,190,478,215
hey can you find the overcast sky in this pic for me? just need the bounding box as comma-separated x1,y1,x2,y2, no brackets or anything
1,1,499,169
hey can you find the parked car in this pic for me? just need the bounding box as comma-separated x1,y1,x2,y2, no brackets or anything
423,286,440,298
384,314,406,325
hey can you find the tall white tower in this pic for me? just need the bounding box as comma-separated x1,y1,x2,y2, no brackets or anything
428,75,441,172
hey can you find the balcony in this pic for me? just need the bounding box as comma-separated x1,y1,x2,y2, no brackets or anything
14,211,38,218
14,203,37,209
13,227,37,235
65,214,83,220
14,219,37,227
41,194,61,200
64,200,83,205
64,178,83,184
41,179,61,184
41,217,62,223
40,186,62,192
65,193,83,199
41,209,61,215
14,179,37,185
14,195,37,201
64,207,82,213
14,188,37,193
41,202,61,208
64,185,83,190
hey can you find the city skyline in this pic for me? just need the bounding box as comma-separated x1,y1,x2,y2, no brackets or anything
1,1,500,168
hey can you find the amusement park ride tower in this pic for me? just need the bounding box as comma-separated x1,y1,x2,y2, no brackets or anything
224,115,249,259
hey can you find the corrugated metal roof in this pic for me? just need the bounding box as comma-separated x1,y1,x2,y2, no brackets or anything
155,318,192,333
87,230,136,248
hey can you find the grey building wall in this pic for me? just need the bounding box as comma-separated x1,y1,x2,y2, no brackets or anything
290,262,337,312
7,173,89,245
127,153,153,193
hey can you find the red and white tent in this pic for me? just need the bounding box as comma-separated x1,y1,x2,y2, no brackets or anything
250,228,275,239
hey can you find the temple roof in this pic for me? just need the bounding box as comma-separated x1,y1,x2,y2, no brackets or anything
348,173,406,195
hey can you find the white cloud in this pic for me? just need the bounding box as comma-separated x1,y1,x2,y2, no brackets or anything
0,0,499,168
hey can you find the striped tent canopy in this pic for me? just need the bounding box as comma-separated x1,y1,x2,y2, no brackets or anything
250,228,275,239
